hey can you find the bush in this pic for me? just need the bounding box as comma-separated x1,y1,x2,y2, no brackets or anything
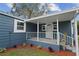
0,48,4,53
3,48,7,51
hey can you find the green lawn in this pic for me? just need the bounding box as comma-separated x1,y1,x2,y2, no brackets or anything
0,47,56,56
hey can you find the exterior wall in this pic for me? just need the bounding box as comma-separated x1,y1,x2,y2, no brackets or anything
59,21,71,36
26,23,45,38
26,22,37,32
26,21,72,38
0,14,26,48
59,21,71,44
26,22,45,32
10,33,26,47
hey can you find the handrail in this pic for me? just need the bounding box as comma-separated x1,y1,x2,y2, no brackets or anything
26,32,74,44
26,32,73,38
59,32,74,49
26,32,73,39
59,32,73,39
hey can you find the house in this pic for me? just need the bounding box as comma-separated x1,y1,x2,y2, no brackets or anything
0,8,79,55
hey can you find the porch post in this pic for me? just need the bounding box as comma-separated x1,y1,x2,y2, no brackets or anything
71,20,74,51
57,19,60,45
37,21,39,41
74,19,78,56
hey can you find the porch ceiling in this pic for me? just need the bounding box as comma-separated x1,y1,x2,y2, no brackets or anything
25,8,79,24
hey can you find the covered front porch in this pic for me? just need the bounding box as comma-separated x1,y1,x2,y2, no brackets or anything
25,9,79,55
26,21,73,49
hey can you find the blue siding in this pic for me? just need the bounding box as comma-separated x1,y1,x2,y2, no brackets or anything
26,22,37,32
59,21,71,45
59,21,71,36
26,21,71,38
0,14,26,48
10,33,26,47
0,14,13,48
26,23,45,38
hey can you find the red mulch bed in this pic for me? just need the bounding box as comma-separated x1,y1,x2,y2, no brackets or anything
6,44,76,56
54,51,76,56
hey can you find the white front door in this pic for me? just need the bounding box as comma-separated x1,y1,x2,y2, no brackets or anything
46,23,53,39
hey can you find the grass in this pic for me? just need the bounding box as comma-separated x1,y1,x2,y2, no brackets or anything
0,47,56,56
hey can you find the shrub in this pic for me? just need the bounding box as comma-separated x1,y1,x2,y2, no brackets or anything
0,48,4,53
3,48,7,51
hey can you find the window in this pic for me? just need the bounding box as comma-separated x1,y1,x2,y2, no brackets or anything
17,21,24,30
53,22,57,31
14,19,26,32
41,25,46,31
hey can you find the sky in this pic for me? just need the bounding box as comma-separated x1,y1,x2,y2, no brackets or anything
0,3,79,20
0,3,79,12
0,3,12,12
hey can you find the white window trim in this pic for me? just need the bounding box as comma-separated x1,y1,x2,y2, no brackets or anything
14,19,26,32
53,23,57,31
41,25,46,31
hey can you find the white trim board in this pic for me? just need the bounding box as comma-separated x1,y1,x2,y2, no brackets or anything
14,19,26,33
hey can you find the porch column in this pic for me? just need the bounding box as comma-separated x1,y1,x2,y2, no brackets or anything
74,19,78,56
71,20,74,51
37,21,39,41
57,19,60,45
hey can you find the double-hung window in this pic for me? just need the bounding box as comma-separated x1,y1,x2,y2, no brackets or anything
14,19,26,32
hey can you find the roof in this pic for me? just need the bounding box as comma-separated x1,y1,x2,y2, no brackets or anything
0,8,79,23
0,11,26,21
25,8,79,24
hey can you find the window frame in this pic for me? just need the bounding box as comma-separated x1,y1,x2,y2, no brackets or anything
14,19,26,32
41,25,46,31
53,22,57,31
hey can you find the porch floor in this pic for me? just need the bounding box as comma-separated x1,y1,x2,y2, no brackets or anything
28,37,57,45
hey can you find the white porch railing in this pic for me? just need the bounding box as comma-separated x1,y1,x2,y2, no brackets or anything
26,32,57,44
26,32,74,47
59,32,74,51
59,32,73,46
